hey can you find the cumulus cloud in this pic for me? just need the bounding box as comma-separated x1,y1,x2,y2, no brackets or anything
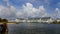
55,8,60,18
0,2,49,19
16,3,48,18
0,5,17,18
3,0,9,2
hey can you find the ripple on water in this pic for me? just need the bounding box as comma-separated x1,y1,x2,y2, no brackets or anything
8,23,60,34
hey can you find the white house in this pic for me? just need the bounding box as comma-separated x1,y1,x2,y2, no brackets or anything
40,17,54,23
27,18,40,23
15,18,26,23
15,17,54,24
56,18,60,22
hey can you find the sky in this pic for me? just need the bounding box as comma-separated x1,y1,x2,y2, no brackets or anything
0,0,60,19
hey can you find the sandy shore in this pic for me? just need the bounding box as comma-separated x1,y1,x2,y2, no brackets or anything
0,22,16,24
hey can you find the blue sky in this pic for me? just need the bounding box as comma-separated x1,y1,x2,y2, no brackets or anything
0,0,60,19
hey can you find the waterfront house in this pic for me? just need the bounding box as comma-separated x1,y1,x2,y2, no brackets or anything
27,18,40,23
15,18,26,23
40,17,54,23
15,17,54,24
56,18,60,22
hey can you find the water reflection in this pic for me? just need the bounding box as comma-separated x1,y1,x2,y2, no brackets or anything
7,23,60,34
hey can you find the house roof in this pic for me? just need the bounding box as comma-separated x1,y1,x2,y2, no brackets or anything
16,17,52,20
17,18,25,20
41,17,51,19
28,18,41,20
57,18,60,20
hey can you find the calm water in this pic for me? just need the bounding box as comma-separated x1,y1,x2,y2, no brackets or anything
7,23,60,34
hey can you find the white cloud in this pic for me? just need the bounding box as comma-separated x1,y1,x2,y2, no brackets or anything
53,8,60,18
54,8,59,17
0,2,49,19
55,8,59,11
3,0,9,2
16,12,24,18
0,5,17,18
0,5,5,11
16,3,48,18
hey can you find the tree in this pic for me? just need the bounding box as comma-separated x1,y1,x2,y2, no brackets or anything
2,19,8,22
57,21,60,24
0,18,2,22
52,20,57,24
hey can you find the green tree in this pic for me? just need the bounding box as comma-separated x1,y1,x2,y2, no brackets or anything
52,20,57,24
2,19,8,22
0,18,2,22
57,21,60,24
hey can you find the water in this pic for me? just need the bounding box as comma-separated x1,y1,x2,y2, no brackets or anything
7,23,60,34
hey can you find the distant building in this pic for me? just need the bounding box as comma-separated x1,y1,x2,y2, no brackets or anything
27,18,40,23
40,17,54,23
15,18,26,23
56,18,60,22
15,17,54,24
